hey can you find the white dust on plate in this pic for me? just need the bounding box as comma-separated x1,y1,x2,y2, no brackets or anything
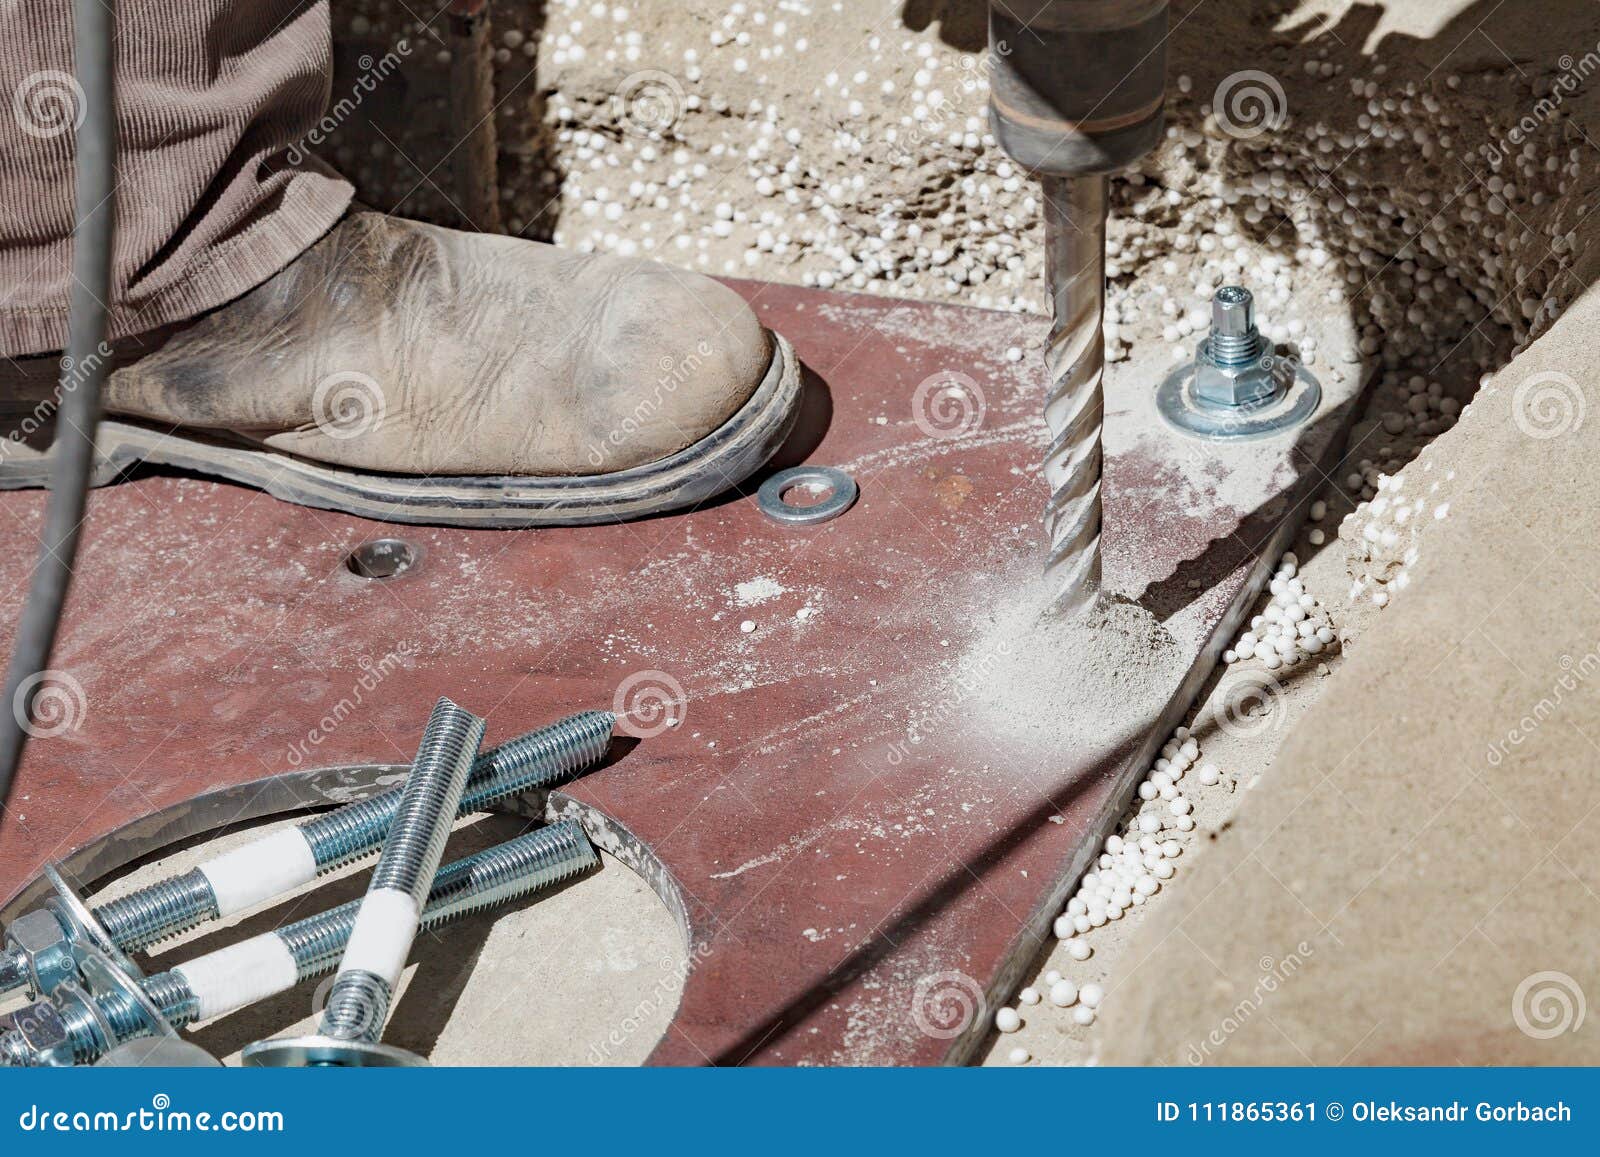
837,416,1041,477
959,577,1183,766
708,815,861,880
732,576,788,606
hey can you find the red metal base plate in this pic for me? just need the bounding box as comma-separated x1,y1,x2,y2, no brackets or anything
0,281,1360,1064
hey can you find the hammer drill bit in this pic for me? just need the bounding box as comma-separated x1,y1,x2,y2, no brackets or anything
1041,174,1107,617
985,0,1168,616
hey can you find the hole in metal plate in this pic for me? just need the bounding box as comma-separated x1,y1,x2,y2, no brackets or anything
345,539,418,579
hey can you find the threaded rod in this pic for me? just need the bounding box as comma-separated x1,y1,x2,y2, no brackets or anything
318,697,482,1044
5,824,596,1065
12,710,612,983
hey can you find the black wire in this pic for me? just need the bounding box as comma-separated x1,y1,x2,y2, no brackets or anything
0,0,117,808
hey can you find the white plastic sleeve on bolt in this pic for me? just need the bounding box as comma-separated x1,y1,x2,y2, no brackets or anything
174,934,300,1022
335,888,420,987
197,828,319,917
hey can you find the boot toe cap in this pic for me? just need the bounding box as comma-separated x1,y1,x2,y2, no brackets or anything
581,261,773,472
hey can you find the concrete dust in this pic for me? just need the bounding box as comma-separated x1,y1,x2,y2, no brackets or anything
965,583,1180,760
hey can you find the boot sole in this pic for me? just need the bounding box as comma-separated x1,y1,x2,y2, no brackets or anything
0,332,802,527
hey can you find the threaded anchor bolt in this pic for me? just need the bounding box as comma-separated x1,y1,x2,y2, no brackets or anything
1204,285,1264,368
0,710,613,999
1193,285,1281,410
316,697,483,1047
0,824,596,1066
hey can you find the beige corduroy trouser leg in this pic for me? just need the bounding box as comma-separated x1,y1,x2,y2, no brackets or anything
0,0,353,358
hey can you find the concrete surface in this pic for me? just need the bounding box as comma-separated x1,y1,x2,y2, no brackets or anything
976,0,1600,1064
1099,284,1600,1064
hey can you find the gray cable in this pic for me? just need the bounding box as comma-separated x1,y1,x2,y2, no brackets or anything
0,0,117,804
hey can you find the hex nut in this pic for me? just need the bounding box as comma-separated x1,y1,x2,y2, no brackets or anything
1194,343,1290,408
6,911,75,997
6,999,73,1067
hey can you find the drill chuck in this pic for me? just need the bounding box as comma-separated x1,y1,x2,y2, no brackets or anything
987,0,1169,177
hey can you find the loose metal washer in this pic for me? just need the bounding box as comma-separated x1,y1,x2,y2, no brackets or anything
757,466,858,527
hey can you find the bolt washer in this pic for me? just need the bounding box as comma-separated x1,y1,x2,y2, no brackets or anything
42,864,145,985
1156,354,1323,441
242,1034,426,1068
757,466,857,526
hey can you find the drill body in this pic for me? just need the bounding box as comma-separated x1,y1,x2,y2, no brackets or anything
988,0,1169,178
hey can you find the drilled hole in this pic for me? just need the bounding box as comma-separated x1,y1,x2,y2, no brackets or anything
345,539,417,579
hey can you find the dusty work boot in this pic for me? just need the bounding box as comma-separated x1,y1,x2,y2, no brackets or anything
0,211,801,525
